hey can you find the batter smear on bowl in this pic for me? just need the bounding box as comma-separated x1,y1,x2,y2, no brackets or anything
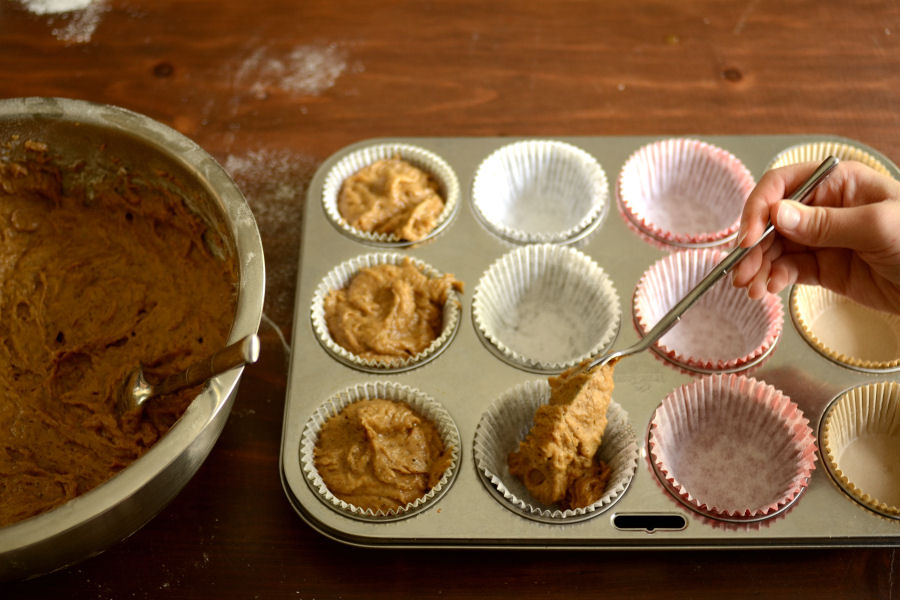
0,142,237,527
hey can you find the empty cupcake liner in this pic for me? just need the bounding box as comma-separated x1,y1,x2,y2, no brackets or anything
633,249,784,373
322,143,460,245
791,285,900,372
648,374,817,521
820,381,900,519
300,380,461,522
311,252,462,372
766,141,894,176
616,138,755,247
471,244,621,373
473,379,638,523
471,140,609,244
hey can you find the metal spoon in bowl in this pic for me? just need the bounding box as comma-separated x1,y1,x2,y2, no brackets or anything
584,155,839,373
116,333,260,414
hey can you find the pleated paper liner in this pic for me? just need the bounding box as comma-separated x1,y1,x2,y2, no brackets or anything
471,140,609,245
473,379,638,524
321,142,460,246
820,381,900,520
766,140,894,176
648,374,817,523
310,252,462,373
616,138,755,248
632,248,784,374
790,285,900,373
471,244,621,373
300,381,461,522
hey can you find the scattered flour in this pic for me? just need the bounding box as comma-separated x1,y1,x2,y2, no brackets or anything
232,43,347,99
20,0,107,45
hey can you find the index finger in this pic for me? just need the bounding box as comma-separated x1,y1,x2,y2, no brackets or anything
738,161,822,248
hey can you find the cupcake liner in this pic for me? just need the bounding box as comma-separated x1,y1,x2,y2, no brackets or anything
471,140,609,244
791,285,900,372
648,374,817,521
322,143,460,245
633,248,784,373
616,138,755,247
766,141,894,176
473,379,638,523
311,253,461,372
300,381,461,521
820,382,900,519
471,244,621,373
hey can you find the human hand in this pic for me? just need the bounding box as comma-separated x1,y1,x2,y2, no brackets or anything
731,159,900,314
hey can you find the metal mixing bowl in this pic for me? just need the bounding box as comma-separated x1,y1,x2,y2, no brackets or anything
0,97,265,581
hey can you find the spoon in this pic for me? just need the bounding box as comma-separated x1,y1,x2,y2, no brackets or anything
116,333,260,414
584,155,839,372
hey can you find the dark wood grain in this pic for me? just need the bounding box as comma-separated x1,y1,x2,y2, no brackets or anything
2,0,898,597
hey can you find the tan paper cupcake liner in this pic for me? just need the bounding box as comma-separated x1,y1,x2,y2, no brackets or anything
616,138,755,247
310,252,461,372
649,374,817,521
321,143,460,245
300,381,461,521
472,244,621,373
791,285,900,372
633,249,784,373
473,379,638,523
820,381,900,519
471,140,609,244
766,141,894,176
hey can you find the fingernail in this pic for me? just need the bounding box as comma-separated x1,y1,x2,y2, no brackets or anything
777,201,802,231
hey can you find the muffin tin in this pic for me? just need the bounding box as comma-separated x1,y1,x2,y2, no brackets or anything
281,135,900,549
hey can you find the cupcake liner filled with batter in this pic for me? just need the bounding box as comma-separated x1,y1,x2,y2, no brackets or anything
473,378,638,523
791,285,900,372
633,248,783,373
311,252,462,372
616,138,755,247
820,381,900,519
766,140,894,176
300,381,461,521
649,374,817,521
471,140,609,244
472,244,621,373
322,143,460,245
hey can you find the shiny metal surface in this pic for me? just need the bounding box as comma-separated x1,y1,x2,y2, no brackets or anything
0,98,265,580
281,135,900,549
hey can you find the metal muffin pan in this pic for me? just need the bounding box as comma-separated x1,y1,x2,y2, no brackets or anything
281,135,900,549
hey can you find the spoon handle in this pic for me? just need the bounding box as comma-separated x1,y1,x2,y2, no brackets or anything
152,334,261,397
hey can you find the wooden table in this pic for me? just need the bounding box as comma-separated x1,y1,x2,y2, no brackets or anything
3,0,898,597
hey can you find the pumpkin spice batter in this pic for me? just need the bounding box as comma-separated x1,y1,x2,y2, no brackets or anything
0,141,237,527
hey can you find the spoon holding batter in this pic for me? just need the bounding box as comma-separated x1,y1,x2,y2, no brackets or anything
116,334,260,414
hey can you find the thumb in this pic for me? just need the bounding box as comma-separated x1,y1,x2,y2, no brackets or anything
774,200,884,251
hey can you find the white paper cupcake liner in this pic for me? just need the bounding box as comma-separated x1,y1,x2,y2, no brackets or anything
649,374,817,521
472,244,621,373
791,285,900,372
473,379,638,523
471,140,609,244
300,381,461,521
820,381,900,519
633,248,784,373
311,252,462,372
616,138,755,247
322,143,460,245
766,141,893,176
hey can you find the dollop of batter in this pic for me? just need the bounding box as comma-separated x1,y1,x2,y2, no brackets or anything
314,398,452,512
508,362,614,508
324,258,462,362
338,156,445,242
0,141,237,527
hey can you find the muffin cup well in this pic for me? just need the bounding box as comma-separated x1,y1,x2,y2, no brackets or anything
649,374,817,522
300,381,461,522
473,379,638,523
321,143,460,245
311,253,461,372
471,140,609,244
472,244,621,373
